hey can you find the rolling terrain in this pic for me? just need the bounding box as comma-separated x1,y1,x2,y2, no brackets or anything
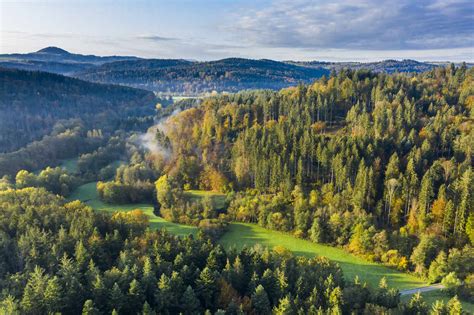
3,47,461,96
67,181,474,312
69,181,424,290
0,46,138,75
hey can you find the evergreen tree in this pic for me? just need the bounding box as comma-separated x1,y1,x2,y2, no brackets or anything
181,285,200,315
82,300,100,315
251,285,271,314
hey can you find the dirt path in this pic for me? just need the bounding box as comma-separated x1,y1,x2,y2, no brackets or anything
400,283,445,296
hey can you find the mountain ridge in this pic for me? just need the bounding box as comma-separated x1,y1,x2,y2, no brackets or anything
2,46,470,94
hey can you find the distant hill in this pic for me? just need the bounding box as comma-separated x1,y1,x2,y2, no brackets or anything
0,46,139,75
37,46,71,54
290,59,439,74
76,57,330,94
0,67,157,152
3,47,470,95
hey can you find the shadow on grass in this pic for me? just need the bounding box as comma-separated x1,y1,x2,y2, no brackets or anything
219,222,425,290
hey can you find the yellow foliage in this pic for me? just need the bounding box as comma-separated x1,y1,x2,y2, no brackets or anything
200,167,228,192
311,121,326,133
112,209,149,226
273,245,291,257
431,197,446,223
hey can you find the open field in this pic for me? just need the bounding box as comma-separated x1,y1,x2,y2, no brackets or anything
69,182,197,236
219,222,426,290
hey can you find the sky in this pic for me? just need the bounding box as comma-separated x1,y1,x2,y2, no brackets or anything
1,0,473,62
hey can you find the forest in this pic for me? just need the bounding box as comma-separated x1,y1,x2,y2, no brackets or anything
0,68,159,152
76,58,329,95
0,64,473,314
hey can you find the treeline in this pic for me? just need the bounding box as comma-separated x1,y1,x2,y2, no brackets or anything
14,166,78,196
2,187,454,314
147,66,473,286
0,121,103,177
0,67,160,152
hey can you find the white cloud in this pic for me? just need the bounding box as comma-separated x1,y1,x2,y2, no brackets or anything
232,0,474,50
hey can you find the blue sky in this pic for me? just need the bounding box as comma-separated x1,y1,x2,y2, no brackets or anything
1,0,473,61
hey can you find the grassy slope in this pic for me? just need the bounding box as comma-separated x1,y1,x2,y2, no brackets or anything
68,182,197,236
219,222,425,290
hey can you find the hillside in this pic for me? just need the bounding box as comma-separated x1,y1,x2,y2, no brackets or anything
0,46,139,75
0,67,157,152
76,57,330,94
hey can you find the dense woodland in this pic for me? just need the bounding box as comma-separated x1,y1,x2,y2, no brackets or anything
1,188,468,314
76,58,329,94
0,64,473,313
128,65,474,293
0,68,158,152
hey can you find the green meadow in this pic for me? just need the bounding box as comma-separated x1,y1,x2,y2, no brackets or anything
219,222,426,290
68,183,474,310
60,158,79,174
68,182,197,237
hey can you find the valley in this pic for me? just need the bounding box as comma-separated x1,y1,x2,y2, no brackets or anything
65,180,474,312
1,59,472,314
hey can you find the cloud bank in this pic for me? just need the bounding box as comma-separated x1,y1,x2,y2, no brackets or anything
234,0,474,50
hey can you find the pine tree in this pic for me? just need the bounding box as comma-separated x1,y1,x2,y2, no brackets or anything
181,285,200,315
82,300,100,315
430,300,447,315
406,292,428,314
446,296,463,315
142,301,156,315
109,282,124,313
273,295,295,315
21,266,48,314
127,279,144,313
466,212,474,245
251,285,271,314
44,276,62,313
196,267,217,310
455,168,472,237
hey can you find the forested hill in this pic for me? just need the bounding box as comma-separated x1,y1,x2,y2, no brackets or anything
0,68,157,152
75,58,330,94
0,46,139,75
143,65,473,277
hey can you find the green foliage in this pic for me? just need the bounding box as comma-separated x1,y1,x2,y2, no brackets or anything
1,187,400,314
78,58,329,94
147,66,473,286
441,272,462,295
15,166,78,196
